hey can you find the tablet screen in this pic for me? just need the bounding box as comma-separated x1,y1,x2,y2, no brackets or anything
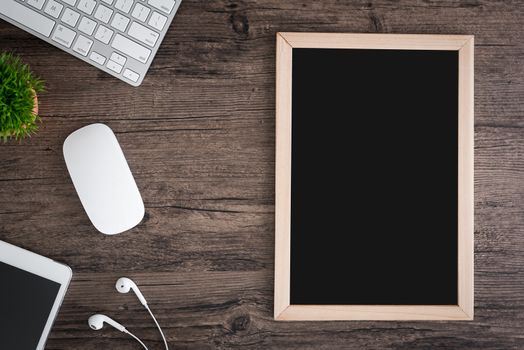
0,261,61,349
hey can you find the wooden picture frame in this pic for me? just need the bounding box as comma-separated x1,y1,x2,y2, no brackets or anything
274,33,474,321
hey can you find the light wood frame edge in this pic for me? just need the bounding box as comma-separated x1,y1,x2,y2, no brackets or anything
276,305,470,321
279,32,472,50
274,32,293,319
457,36,474,320
274,33,474,321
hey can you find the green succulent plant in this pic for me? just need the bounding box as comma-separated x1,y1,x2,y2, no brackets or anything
0,52,45,141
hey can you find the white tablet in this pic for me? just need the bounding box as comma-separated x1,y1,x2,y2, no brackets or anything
0,240,72,350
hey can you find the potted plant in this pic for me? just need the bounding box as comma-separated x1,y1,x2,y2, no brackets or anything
0,52,44,141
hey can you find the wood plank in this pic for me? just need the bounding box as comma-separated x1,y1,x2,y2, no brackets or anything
0,0,522,348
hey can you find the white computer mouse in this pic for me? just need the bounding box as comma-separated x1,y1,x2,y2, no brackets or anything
63,123,144,235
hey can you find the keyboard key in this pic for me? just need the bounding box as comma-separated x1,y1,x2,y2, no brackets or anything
77,0,96,15
27,0,46,10
44,0,64,18
114,0,133,13
123,68,140,83
128,22,159,47
106,60,123,73
78,16,96,35
101,0,114,4
132,3,150,22
89,51,106,65
73,35,93,56
148,0,176,14
0,0,56,37
110,52,127,65
148,11,167,31
62,0,77,6
110,13,130,32
94,25,114,44
94,4,113,23
52,24,76,47
111,34,151,63
61,8,80,27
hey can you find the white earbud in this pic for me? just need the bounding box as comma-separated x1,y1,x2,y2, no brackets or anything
88,314,126,332
116,277,148,306
115,277,169,350
88,314,148,350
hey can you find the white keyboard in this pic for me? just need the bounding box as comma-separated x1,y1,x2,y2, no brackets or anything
0,0,182,86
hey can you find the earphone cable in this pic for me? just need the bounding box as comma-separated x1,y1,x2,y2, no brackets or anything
125,329,149,350
146,305,169,350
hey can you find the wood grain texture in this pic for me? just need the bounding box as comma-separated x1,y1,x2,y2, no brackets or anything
0,0,522,348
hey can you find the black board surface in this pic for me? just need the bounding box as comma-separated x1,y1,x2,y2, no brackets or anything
290,48,458,305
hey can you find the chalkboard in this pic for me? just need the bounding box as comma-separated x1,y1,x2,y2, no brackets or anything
275,33,474,321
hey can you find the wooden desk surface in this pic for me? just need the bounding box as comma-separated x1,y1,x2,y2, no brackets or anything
0,1,522,349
